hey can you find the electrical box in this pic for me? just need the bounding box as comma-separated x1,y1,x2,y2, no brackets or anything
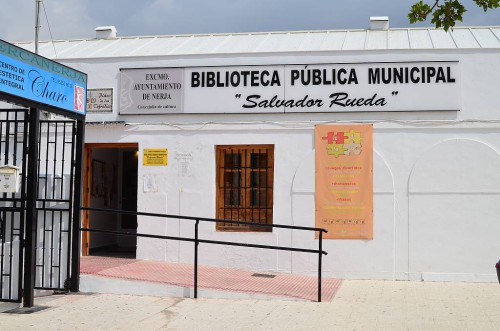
0,165,20,193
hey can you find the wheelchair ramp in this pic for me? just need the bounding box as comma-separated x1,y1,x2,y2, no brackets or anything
80,256,342,302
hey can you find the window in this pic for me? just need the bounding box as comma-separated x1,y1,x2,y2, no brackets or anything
216,145,274,231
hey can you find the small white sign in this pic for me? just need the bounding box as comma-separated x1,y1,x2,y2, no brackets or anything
0,165,20,193
143,174,158,193
175,152,193,178
87,88,113,113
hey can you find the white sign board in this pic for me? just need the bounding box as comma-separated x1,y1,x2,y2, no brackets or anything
87,88,113,113
120,62,460,114
120,68,183,114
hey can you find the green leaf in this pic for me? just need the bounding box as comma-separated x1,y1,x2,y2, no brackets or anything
409,0,498,30
408,1,433,23
429,0,466,31
473,0,500,11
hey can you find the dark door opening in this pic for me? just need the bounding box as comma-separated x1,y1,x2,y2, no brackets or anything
83,144,138,258
120,150,138,237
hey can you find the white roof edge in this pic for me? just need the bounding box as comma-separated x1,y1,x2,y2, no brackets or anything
40,47,500,63
11,26,500,59
12,26,500,44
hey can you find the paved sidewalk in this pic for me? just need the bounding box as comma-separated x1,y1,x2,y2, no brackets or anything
0,280,498,330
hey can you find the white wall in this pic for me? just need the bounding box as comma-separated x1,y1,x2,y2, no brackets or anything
77,48,500,282
408,139,500,282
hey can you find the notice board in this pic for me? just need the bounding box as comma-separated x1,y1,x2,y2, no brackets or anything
315,124,373,239
143,148,168,166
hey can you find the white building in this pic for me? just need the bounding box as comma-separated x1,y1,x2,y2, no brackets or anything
13,21,500,282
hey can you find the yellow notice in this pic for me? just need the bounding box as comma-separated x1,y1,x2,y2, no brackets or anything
143,148,168,166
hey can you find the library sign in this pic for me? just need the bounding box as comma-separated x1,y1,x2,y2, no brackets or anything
119,61,460,114
0,39,87,116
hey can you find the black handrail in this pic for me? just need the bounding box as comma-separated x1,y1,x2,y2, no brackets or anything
80,206,328,302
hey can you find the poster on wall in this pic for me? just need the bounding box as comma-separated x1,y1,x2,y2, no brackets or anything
315,124,373,239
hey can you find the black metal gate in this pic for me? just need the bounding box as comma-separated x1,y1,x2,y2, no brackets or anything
34,119,77,292
0,109,80,302
0,109,28,302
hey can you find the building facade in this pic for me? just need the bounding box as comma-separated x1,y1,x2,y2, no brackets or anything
14,24,500,282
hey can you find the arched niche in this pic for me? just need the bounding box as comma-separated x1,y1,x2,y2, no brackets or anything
409,139,500,193
408,139,500,281
289,148,396,279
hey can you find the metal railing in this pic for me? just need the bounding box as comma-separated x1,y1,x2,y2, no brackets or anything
80,207,328,302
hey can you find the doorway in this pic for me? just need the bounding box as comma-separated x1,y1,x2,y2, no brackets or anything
83,143,138,258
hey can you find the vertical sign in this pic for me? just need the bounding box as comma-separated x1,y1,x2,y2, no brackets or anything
315,124,373,239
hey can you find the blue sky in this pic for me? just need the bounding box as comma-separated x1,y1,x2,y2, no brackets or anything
1,0,499,41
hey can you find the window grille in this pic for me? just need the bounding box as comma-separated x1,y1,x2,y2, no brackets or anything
216,145,274,231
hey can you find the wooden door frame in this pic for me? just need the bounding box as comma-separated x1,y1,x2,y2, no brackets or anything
82,143,139,256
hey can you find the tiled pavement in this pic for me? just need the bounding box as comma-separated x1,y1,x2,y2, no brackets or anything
1,279,499,330
2,257,498,329
80,256,342,301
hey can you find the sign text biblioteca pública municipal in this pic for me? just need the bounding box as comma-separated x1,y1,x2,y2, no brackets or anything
189,65,456,109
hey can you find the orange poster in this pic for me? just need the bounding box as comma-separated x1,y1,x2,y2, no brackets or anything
315,124,373,239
